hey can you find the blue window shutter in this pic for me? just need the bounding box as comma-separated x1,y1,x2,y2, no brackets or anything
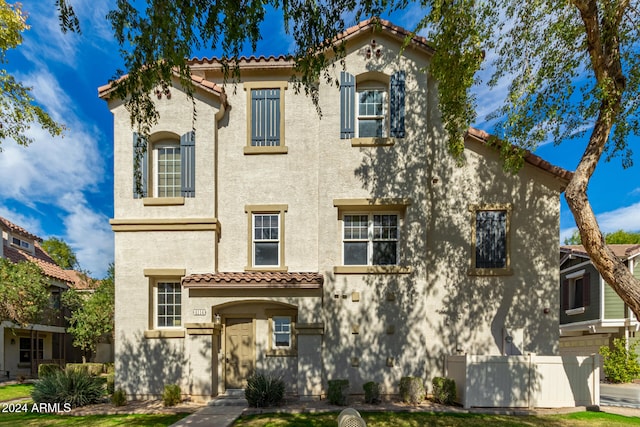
265,89,280,146
133,132,147,198
180,131,196,197
252,89,280,146
390,71,406,138
340,71,355,139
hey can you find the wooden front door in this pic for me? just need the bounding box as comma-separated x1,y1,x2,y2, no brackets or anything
225,318,254,389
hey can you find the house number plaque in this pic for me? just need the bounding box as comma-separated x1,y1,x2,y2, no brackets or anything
193,308,207,316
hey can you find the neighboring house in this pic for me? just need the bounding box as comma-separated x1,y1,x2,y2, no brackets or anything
102,18,572,400
0,216,74,377
559,244,640,359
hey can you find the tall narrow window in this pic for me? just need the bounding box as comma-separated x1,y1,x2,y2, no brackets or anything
253,214,280,267
157,282,181,328
343,213,398,266
155,144,181,197
475,210,507,268
272,316,291,348
470,204,511,275
357,88,385,137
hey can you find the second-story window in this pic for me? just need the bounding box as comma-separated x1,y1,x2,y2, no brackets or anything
343,213,399,266
251,89,281,147
253,214,280,267
155,142,181,197
357,85,386,138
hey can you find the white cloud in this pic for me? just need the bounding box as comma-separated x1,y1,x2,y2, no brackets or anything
0,207,44,238
560,202,640,243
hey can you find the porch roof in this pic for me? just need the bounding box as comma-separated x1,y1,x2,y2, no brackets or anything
182,271,324,289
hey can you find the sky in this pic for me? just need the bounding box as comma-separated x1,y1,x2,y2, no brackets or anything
0,1,638,279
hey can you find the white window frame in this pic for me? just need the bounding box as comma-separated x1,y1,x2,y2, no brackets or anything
153,141,181,198
342,212,399,266
252,213,280,268
566,269,587,314
11,236,30,249
155,281,182,329
272,316,292,349
356,82,387,138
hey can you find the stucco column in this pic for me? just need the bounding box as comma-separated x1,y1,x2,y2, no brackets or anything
186,324,217,401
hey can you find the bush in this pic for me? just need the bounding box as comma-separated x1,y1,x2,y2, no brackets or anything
65,363,103,376
399,376,424,404
162,384,182,407
106,373,115,395
432,377,456,405
38,363,61,378
31,368,104,408
104,363,115,374
245,372,286,407
363,381,381,404
601,338,640,383
327,379,349,406
111,388,127,406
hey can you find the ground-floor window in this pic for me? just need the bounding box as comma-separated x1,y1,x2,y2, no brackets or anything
19,338,44,363
272,316,291,348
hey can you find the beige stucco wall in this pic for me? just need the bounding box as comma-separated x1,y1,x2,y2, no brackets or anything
109,29,563,399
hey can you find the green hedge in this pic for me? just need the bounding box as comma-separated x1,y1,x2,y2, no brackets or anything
327,379,349,406
432,377,456,405
163,384,181,407
65,363,103,376
363,381,381,404
38,363,61,378
399,376,424,404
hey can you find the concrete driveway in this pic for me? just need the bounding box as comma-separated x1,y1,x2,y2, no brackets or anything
601,383,640,409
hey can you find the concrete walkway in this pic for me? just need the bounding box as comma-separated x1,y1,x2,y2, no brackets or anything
170,390,247,427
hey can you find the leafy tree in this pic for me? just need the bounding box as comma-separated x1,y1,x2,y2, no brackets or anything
41,237,78,270
0,258,50,326
564,229,640,245
58,1,640,315
61,264,114,358
0,0,63,149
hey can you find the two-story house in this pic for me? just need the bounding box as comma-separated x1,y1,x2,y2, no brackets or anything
0,216,73,377
102,19,572,400
559,244,640,362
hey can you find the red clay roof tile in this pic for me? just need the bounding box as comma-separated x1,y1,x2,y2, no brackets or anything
183,271,323,289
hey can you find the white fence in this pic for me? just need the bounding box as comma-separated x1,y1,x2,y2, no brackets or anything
445,354,600,408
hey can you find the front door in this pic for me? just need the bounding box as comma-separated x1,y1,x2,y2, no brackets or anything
225,318,254,389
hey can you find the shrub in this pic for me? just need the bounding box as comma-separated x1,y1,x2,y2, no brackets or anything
38,363,61,378
327,379,350,406
245,372,286,407
106,373,115,395
363,381,381,404
111,388,127,406
65,363,103,376
601,338,640,383
432,377,456,405
162,384,182,407
399,376,424,405
31,368,104,408
104,363,115,374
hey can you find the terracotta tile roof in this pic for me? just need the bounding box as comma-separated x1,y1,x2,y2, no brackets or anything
561,244,640,260
65,270,99,291
0,216,42,242
183,271,324,289
98,71,227,105
466,127,574,184
3,242,72,284
189,17,434,68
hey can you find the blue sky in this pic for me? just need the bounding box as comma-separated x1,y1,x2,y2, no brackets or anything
1,1,638,278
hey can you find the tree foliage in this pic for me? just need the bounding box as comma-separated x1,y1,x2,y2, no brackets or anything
0,0,64,149
58,0,640,314
41,237,78,270
0,258,50,326
62,264,114,354
565,229,640,245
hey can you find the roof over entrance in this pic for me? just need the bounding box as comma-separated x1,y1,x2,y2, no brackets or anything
182,271,324,289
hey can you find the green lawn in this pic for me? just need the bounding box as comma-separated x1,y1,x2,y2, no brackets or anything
0,412,189,426
0,384,34,401
233,411,640,427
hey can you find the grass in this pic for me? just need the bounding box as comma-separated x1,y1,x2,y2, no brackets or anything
232,411,640,427
0,412,189,426
0,384,34,401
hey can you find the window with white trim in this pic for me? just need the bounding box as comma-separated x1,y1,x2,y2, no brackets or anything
154,142,181,197
357,84,386,138
272,316,291,348
253,214,280,267
11,237,30,249
156,282,182,328
563,270,590,312
343,213,398,266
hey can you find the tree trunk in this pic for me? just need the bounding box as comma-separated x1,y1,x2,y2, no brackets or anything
566,0,640,319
